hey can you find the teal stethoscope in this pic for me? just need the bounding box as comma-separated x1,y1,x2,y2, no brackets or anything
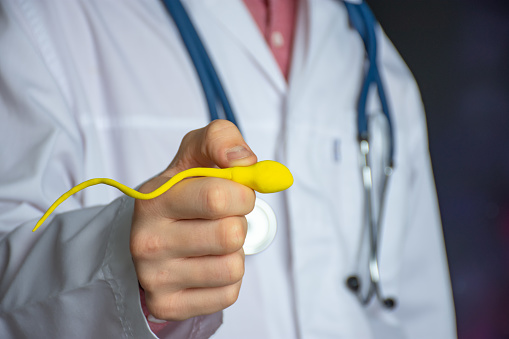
161,0,396,309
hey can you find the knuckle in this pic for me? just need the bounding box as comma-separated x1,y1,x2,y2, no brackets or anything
145,297,161,318
139,278,157,293
202,120,237,157
144,293,164,318
218,217,247,252
154,267,178,289
137,271,154,291
224,252,245,283
147,298,172,321
147,293,190,321
244,189,256,213
238,216,248,239
138,270,165,293
130,231,164,260
221,284,241,309
205,119,235,139
202,182,229,216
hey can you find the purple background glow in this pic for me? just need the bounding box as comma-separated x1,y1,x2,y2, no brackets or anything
369,1,509,338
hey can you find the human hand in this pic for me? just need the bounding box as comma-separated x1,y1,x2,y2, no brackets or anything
130,120,257,321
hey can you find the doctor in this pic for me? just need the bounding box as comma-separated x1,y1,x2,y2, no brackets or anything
0,0,456,338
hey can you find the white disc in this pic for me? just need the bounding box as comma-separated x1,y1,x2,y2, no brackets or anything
243,198,277,255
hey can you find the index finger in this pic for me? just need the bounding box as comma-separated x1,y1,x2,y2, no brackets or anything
146,176,256,220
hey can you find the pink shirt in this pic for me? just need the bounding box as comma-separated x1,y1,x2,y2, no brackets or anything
141,1,297,335
243,0,297,80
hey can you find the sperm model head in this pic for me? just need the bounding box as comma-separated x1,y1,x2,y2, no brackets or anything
230,160,293,193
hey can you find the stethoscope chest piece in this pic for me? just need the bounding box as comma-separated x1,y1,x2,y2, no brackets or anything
244,198,277,255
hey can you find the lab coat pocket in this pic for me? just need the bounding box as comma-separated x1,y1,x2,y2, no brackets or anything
286,122,355,268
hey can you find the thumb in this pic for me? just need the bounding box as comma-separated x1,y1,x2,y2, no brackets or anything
167,120,257,175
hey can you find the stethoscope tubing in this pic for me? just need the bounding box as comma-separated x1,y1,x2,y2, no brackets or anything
345,1,394,162
345,1,396,309
161,0,239,126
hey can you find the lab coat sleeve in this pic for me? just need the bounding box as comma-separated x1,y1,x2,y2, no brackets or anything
0,3,221,338
390,79,457,338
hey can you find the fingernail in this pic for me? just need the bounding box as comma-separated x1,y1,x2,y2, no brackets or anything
226,146,252,162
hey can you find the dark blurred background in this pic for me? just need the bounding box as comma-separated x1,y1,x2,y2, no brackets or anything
368,0,509,338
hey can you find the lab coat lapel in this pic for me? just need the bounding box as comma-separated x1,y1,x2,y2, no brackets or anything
289,0,352,102
185,0,286,94
289,0,331,103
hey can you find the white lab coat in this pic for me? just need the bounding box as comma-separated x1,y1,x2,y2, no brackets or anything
0,0,456,338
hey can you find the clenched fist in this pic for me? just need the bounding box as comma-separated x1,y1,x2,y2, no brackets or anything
130,120,257,321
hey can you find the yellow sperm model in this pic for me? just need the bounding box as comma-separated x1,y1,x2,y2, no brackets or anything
33,160,293,232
